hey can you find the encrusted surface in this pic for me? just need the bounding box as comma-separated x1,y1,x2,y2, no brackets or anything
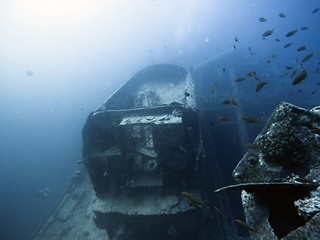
294,191,320,221
232,102,320,239
233,102,320,183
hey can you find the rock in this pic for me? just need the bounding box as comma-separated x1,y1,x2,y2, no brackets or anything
232,102,320,239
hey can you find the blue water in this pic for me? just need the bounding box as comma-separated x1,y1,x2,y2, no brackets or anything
0,1,320,239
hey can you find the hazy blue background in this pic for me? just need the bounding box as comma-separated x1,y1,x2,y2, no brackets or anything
0,1,319,239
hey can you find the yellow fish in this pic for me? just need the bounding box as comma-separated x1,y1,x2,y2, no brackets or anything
181,192,208,209
235,219,258,232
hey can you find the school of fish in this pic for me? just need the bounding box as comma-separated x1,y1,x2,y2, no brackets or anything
214,7,319,125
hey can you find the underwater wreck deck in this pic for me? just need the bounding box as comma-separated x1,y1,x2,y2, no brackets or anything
31,64,237,240
30,171,108,240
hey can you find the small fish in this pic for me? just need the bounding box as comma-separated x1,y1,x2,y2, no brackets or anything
297,45,306,51
229,98,238,107
235,219,258,232
301,26,309,31
297,89,303,94
247,71,255,77
275,38,280,42
247,143,263,149
302,53,313,62
271,54,277,58
26,70,34,76
209,120,214,127
217,116,231,122
286,28,298,37
235,77,246,82
292,70,308,85
295,177,320,186
35,187,50,199
280,71,289,77
223,99,231,105
285,65,293,70
248,46,252,51
259,17,267,22
291,69,297,78
214,207,226,217
279,12,286,18
312,8,319,14
184,91,190,97
316,67,320,74
181,192,208,209
247,71,259,80
234,36,239,42
311,90,316,95
222,98,238,107
240,115,261,123
310,126,320,134
179,146,187,154
233,45,237,50
223,98,237,107
283,42,293,48
262,29,273,37
223,68,226,72
266,60,271,64
256,81,268,92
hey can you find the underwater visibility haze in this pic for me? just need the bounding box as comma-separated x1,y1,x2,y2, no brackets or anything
0,0,320,239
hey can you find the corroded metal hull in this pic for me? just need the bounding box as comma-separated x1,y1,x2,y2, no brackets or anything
82,64,206,239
